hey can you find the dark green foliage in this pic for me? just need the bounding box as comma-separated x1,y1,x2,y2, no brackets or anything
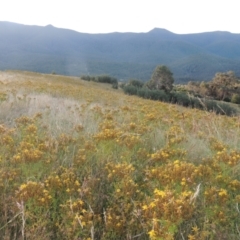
146,89,170,102
170,91,200,108
137,88,152,98
119,82,126,89
81,75,90,81
139,88,170,101
204,99,237,115
231,94,240,104
170,92,191,107
123,85,138,95
123,83,237,116
170,91,237,115
112,82,118,89
81,74,118,86
191,97,204,109
97,75,118,84
2,22,240,81
128,79,144,88
81,75,96,81
123,86,170,102
147,65,174,92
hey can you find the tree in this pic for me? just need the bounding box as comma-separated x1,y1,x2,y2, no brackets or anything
211,71,237,101
147,65,174,92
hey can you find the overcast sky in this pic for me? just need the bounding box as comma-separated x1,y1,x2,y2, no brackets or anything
1,0,239,34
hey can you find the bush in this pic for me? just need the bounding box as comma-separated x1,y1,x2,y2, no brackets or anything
81,75,96,81
123,85,237,116
123,85,138,95
81,75,118,85
147,90,170,102
191,97,204,109
204,99,237,115
123,86,170,102
112,82,118,89
231,94,240,104
97,75,118,84
170,92,191,107
128,79,144,88
137,88,151,98
81,75,90,81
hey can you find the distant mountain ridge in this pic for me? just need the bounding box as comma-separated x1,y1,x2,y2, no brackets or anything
1,21,240,82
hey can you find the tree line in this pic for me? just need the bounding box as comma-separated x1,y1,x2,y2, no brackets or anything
80,66,240,116
122,65,240,116
186,71,240,103
81,74,118,89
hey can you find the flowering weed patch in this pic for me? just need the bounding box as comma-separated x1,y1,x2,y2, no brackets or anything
1,71,240,239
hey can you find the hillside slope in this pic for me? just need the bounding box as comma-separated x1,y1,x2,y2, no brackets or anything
1,71,240,238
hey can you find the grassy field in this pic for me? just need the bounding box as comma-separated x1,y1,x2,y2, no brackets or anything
1,70,240,239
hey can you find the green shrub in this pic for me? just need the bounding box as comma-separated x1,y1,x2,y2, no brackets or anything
170,92,191,107
123,85,237,116
191,97,204,109
148,90,170,102
81,75,91,81
112,82,118,89
123,85,138,95
128,79,144,88
231,94,240,104
137,88,151,98
97,75,118,84
81,75,118,85
204,99,237,115
136,88,170,102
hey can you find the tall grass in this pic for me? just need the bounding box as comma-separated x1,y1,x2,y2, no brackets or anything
1,70,240,239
